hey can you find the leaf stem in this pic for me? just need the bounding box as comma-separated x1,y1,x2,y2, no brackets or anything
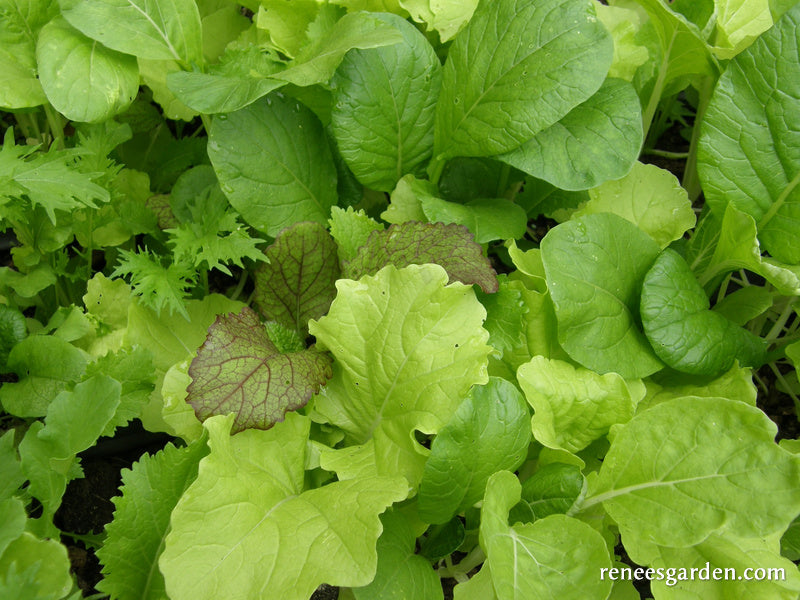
641,148,690,160
43,104,66,150
437,545,486,582
682,76,714,202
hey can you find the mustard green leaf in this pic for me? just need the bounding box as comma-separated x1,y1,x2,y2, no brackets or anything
433,0,612,162
586,397,800,548
517,356,644,453
498,78,643,191
417,377,531,524
208,93,337,236
328,206,384,264
309,264,491,488
343,222,498,293
540,213,663,379
160,414,408,600
641,249,768,375
331,13,441,191
698,3,800,263
96,435,209,600
188,307,332,432
252,221,340,333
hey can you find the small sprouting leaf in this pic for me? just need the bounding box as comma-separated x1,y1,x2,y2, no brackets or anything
343,221,498,293
328,206,384,263
640,248,768,375
187,307,332,432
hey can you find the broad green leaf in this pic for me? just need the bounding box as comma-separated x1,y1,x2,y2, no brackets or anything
343,222,498,293
62,0,203,64
641,249,768,375
0,532,73,600
498,78,643,191
586,397,800,547
252,221,340,333
511,463,584,523
418,517,465,561
438,157,519,203
711,286,774,326
517,356,644,453
97,436,209,600
187,307,332,432
399,0,476,42
572,161,696,248
0,0,57,108
713,0,773,58
208,93,337,236
698,3,800,264
417,378,531,524
36,17,138,123
540,213,663,379
0,305,25,370
309,264,491,487
160,414,408,600
328,206,384,263
352,510,444,600
420,196,528,243
476,276,527,353
481,471,612,600
331,13,441,192
432,0,612,164
0,335,87,417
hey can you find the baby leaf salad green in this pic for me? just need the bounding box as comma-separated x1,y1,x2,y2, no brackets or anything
1,0,800,598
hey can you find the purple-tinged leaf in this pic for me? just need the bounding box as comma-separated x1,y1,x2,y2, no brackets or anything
343,222,498,293
253,222,340,333
188,307,332,433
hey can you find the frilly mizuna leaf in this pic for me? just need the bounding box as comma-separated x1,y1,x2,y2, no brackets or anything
159,414,408,600
253,221,340,333
586,397,800,548
343,221,498,293
309,264,491,488
640,248,768,375
187,307,332,432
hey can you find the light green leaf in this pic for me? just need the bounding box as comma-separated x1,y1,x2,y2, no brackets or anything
572,161,696,248
788,340,800,370
383,173,432,223
481,471,612,600
83,272,131,331
62,0,203,64
352,510,444,600
160,414,408,600
0,431,25,501
540,213,663,379
713,0,773,58
432,0,612,163
595,3,650,81
208,93,337,236
0,498,25,557
399,0,476,42
97,436,209,600
160,358,203,442
641,249,768,375
329,206,384,263
453,565,497,600
517,356,644,453
255,0,325,58
0,335,87,417
36,17,138,123
586,397,800,547
137,58,198,121
331,13,441,192
698,3,800,263
309,264,491,488
417,378,531,524
643,363,757,409
0,532,73,600
498,78,643,191
711,286,774,326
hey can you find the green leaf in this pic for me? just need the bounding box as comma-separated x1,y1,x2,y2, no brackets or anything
713,0,774,58
432,0,612,163
0,431,25,501
328,206,384,263
480,471,612,600
540,213,663,379
572,161,696,248
343,221,499,293
586,397,800,547
0,532,73,600
330,13,441,191
160,358,203,442
0,305,26,370
711,286,774,326
453,565,496,600
309,264,491,488
418,517,465,561
698,3,800,264
641,249,768,375
36,17,138,123
187,307,332,432
137,58,198,121
83,272,131,331
208,93,337,236
513,463,585,523
399,0,477,42
517,356,644,453
62,0,203,64
475,276,527,353
255,0,327,58
96,436,209,600
0,335,87,417
595,3,650,81
417,378,531,524
0,498,26,557
498,78,643,191
159,414,408,600
643,363,758,409
252,221,340,333
420,197,528,244
0,0,57,109
352,510,444,600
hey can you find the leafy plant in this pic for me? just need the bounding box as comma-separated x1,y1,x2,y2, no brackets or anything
1,0,799,598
